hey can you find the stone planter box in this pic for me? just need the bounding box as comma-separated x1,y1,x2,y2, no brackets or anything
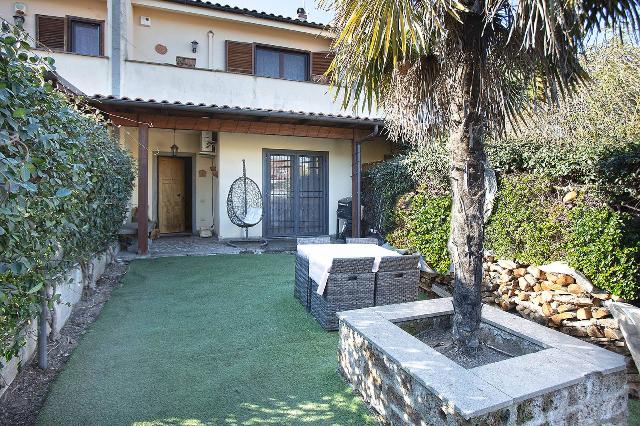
338,298,628,425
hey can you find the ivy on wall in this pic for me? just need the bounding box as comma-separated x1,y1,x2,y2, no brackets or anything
0,25,134,363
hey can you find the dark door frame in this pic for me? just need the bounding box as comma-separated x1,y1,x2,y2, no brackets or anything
262,149,329,237
153,153,197,234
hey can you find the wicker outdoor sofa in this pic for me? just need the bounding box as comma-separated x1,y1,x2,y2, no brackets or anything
294,236,330,309
374,255,420,306
294,237,420,330
310,257,376,330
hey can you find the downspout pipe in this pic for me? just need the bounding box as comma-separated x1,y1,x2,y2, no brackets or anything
351,125,380,238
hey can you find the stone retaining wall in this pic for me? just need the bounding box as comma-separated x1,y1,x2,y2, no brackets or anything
0,244,119,398
340,323,628,425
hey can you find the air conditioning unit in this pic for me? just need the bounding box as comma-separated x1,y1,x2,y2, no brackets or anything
200,131,217,154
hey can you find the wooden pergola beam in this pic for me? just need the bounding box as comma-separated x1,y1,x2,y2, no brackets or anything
137,123,149,255
107,112,359,140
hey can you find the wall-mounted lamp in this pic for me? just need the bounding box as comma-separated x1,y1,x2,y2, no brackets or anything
191,40,199,53
13,10,25,27
171,130,179,156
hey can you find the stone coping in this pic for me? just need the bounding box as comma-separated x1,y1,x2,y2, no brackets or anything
338,298,626,420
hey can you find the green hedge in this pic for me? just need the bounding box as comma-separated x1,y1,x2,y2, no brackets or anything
566,206,640,300
388,191,452,274
389,174,640,299
364,139,448,235
0,26,134,362
484,175,566,266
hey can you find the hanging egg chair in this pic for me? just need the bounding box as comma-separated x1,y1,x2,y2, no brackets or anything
226,160,267,247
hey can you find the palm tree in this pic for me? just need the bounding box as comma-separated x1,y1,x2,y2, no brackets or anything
323,0,639,350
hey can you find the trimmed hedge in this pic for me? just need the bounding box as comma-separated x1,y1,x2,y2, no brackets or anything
484,175,566,266
566,206,640,300
389,174,640,300
0,26,134,362
388,190,451,273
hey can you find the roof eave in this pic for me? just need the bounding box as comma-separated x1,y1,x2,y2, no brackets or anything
88,96,384,127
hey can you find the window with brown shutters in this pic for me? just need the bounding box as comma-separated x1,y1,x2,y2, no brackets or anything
36,15,65,51
226,41,254,75
35,15,104,56
311,51,335,84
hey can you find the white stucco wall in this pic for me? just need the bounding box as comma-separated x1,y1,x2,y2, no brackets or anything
0,0,107,41
120,128,391,238
5,0,379,117
129,4,331,68
122,60,350,114
1,0,110,95
48,52,111,95
120,127,217,233
216,133,391,239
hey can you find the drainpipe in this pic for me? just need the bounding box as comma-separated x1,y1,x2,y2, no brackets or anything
351,125,380,238
109,0,122,96
207,31,215,70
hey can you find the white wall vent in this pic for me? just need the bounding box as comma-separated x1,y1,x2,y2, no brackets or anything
140,16,151,27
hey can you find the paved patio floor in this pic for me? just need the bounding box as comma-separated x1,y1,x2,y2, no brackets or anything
118,235,298,260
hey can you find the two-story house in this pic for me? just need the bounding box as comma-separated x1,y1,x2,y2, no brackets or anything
2,0,390,253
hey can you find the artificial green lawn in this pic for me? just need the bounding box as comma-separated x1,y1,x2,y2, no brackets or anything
38,254,375,425
36,254,640,425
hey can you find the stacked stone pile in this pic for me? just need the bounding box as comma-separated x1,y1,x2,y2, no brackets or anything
481,256,624,346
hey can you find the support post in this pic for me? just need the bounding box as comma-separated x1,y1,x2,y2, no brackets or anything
37,286,48,369
351,139,362,238
137,123,149,254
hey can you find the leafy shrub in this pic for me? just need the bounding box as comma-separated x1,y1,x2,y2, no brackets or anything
388,191,451,273
566,207,640,300
363,156,414,235
387,171,640,298
0,26,134,362
400,138,449,191
364,139,448,235
486,42,640,212
485,175,566,265
486,174,639,299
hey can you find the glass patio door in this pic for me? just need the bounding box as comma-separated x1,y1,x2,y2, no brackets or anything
264,151,328,237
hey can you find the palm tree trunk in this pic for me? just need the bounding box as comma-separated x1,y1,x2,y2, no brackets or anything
448,42,486,350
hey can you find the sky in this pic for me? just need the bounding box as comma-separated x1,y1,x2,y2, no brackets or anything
219,0,334,24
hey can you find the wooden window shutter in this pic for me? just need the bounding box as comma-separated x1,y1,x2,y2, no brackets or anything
226,41,253,75
36,15,65,50
311,51,335,83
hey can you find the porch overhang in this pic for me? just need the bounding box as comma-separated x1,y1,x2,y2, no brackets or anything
88,95,385,253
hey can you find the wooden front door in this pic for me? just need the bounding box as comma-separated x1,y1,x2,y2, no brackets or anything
158,156,186,233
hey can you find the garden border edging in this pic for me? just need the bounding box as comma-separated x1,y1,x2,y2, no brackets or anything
0,243,119,398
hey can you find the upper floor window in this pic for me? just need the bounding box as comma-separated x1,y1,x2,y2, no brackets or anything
225,40,333,84
36,15,104,57
255,46,309,82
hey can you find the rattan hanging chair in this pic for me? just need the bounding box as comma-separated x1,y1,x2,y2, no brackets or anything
226,160,267,247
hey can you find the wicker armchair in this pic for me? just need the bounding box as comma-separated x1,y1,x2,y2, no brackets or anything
345,237,379,245
375,255,420,306
310,257,375,330
294,236,331,308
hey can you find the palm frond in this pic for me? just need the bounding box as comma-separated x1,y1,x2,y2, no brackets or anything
323,0,639,145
